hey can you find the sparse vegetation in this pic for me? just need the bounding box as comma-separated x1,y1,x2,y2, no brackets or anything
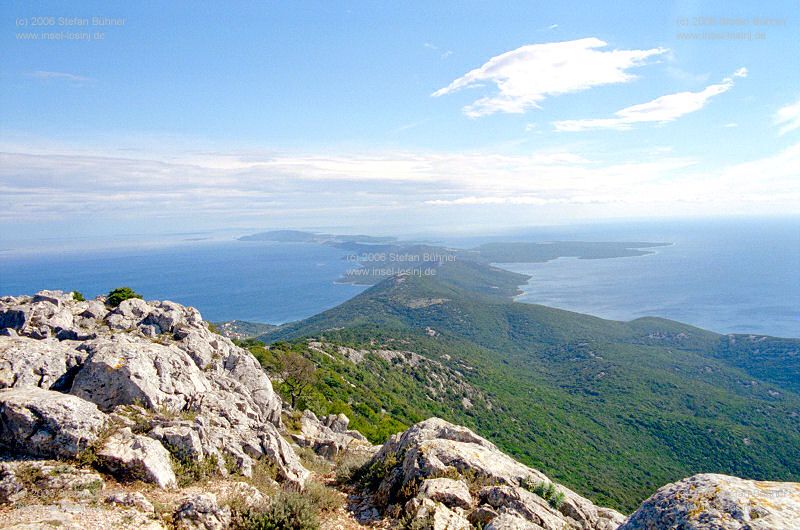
334,450,372,485
523,479,566,510
238,491,319,530
105,286,143,308
293,445,334,475
169,451,219,487
14,463,46,493
72,291,86,302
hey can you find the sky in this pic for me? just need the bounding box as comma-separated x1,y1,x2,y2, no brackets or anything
1,0,799,242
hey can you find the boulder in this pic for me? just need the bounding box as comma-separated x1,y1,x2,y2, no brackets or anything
620,473,800,530
0,387,107,458
96,427,177,488
367,418,623,530
322,412,350,433
408,497,471,530
148,423,205,461
478,485,566,529
0,336,86,390
0,461,104,504
70,336,212,412
486,512,545,530
418,477,472,509
32,290,73,307
172,493,231,530
292,409,376,461
105,298,151,330
105,491,155,514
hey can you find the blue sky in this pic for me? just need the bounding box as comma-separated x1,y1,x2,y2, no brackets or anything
1,0,799,240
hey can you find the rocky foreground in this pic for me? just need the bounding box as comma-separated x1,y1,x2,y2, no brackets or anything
0,291,798,529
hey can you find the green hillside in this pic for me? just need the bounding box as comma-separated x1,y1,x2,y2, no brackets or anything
258,261,800,512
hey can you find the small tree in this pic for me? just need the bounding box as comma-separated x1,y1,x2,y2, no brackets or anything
106,287,143,307
275,351,316,408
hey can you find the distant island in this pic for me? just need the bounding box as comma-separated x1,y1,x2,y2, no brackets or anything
238,229,670,286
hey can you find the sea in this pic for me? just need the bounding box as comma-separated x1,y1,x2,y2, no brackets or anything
1,217,798,338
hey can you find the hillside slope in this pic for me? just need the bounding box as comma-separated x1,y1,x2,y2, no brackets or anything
260,267,800,511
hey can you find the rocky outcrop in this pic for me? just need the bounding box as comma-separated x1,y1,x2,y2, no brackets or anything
0,291,308,489
291,409,377,460
172,493,231,530
365,418,624,530
0,461,104,504
95,427,177,489
104,491,155,514
620,473,800,530
0,337,86,390
418,477,473,509
0,387,108,459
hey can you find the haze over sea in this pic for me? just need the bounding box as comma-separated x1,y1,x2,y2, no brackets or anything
1,217,797,338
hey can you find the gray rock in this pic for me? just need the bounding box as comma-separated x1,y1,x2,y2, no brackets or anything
105,298,151,330
96,427,177,488
293,409,375,461
478,485,565,529
0,336,85,390
486,513,546,530
368,418,623,530
469,505,500,527
408,497,471,530
32,290,73,307
0,293,308,491
0,387,107,458
322,412,350,433
172,493,231,530
71,336,212,412
105,491,155,513
418,477,472,509
620,473,800,530
0,461,104,504
148,423,205,461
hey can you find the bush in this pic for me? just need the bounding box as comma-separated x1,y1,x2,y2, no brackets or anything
304,481,341,514
334,450,372,485
105,286,143,308
242,491,318,530
170,452,219,487
72,291,86,302
522,479,566,510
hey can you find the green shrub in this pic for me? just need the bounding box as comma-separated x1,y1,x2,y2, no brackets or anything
334,450,372,485
170,452,219,487
304,481,341,513
105,287,143,308
242,491,318,530
72,291,86,302
522,478,565,510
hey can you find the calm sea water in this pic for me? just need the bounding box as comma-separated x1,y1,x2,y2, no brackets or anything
0,240,366,324
1,218,797,337
497,218,800,338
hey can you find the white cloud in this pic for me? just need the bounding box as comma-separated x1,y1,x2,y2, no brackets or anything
426,196,551,206
432,38,667,118
775,97,800,135
2,138,797,230
553,68,747,131
28,70,92,83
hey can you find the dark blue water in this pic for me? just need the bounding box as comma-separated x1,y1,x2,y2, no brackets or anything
1,218,797,336
498,218,800,338
0,240,366,324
